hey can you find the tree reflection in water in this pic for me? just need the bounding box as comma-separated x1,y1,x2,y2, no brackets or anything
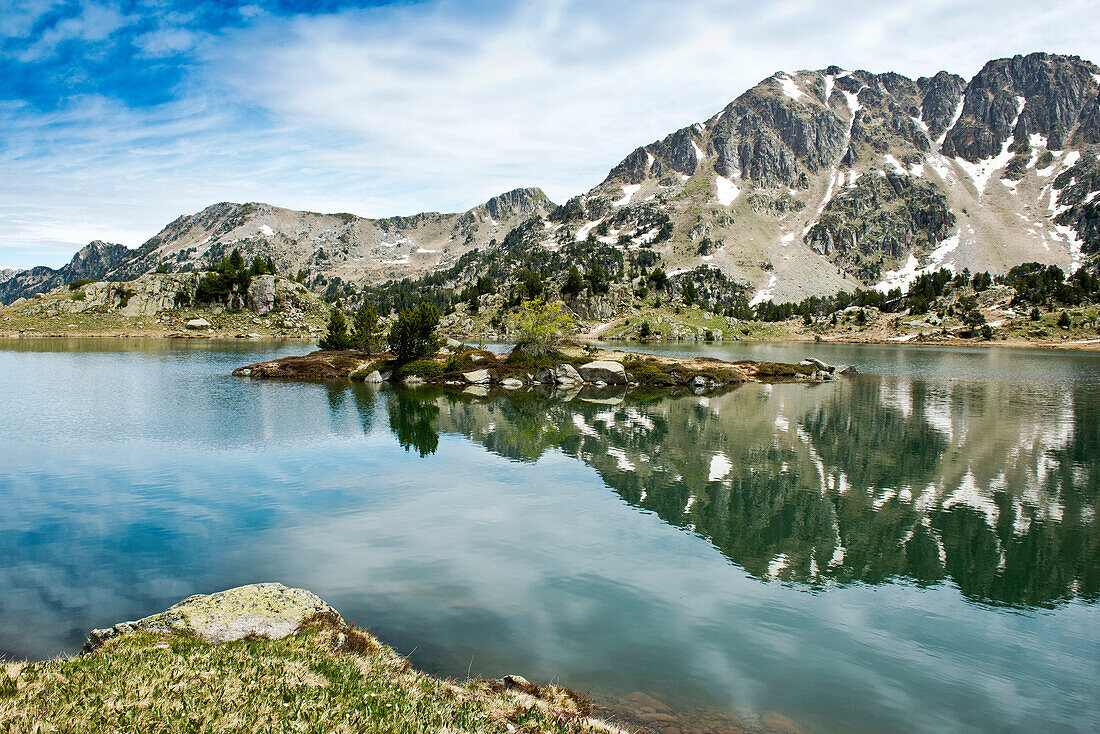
372,379,1099,609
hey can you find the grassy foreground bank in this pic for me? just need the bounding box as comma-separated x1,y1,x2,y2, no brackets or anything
0,614,622,734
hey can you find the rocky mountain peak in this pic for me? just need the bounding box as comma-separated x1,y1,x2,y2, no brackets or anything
478,187,554,221
943,52,1100,161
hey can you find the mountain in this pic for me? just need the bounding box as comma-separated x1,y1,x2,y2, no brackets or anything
5,52,1100,307
569,51,1100,302
0,241,133,304
0,188,553,305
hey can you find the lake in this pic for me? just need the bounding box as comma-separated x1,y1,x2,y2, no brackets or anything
1,337,1097,733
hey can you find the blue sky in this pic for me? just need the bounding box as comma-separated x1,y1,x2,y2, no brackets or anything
2,0,1098,268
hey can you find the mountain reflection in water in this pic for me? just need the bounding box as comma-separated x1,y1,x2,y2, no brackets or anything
2,339,1098,734
371,379,1097,609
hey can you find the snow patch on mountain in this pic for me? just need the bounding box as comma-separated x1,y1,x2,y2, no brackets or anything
715,176,740,205
750,273,778,306
691,140,705,162
779,74,803,101
954,97,1025,195
874,231,961,293
937,96,966,148
613,184,640,207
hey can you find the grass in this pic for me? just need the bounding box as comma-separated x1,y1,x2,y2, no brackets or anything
0,290,327,339
0,615,622,734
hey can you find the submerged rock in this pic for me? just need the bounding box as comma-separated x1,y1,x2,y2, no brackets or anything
83,582,337,653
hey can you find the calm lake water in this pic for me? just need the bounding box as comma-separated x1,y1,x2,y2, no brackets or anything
1,338,1098,734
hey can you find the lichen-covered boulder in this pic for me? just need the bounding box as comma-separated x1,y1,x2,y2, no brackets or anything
578,360,627,385
247,275,276,315
555,363,582,384
83,583,338,653
463,369,492,384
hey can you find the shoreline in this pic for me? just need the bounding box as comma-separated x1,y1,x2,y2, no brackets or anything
4,329,1100,352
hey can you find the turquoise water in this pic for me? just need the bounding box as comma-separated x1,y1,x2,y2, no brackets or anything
1,338,1098,733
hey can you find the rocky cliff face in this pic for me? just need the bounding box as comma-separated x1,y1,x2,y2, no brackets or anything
943,53,1100,161
805,171,956,281
0,241,132,305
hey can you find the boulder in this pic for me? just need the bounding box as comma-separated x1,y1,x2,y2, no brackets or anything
463,369,492,384
364,370,384,384
578,360,627,385
186,318,211,330
555,363,582,384
83,582,338,653
838,365,858,375
690,375,708,387
446,337,464,349
247,275,276,315
501,377,524,389
804,357,831,372
533,367,555,384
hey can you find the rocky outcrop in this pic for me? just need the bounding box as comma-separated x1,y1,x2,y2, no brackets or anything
917,71,967,141
1052,146,1100,256
804,171,955,281
83,582,337,653
555,363,582,384
0,241,133,305
462,369,492,384
247,275,276,314
943,53,1100,161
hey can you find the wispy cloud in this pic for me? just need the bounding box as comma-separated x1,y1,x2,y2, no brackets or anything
1,0,1098,268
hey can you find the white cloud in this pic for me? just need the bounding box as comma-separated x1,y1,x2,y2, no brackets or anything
2,0,1099,268
134,26,201,57
17,1,134,62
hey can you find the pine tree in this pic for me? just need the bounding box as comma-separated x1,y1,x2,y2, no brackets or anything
387,302,440,361
351,302,381,354
319,307,353,351
682,280,697,306
561,265,585,299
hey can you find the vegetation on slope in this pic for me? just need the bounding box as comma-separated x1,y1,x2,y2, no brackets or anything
0,614,617,734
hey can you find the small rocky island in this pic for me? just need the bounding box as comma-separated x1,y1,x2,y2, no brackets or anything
233,341,855,390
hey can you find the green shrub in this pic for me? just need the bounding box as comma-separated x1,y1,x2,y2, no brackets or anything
1057,311,1071,328
629,363,676,386
405,360,443,380
68,279,96,290
70,291,86,301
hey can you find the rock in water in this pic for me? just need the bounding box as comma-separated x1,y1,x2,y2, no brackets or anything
555,363,582,384
83,582,338,653
578,360,628,385
462,369,492,384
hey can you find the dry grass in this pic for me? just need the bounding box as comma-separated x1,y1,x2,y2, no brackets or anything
0,615,626,734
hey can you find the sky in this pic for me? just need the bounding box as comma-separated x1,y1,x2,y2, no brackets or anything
1,0,1098,269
